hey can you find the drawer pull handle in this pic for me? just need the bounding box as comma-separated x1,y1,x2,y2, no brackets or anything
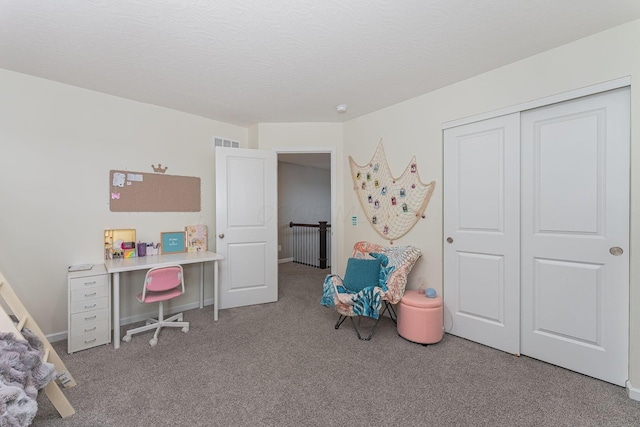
84,315,97,320
84,281,97,285
84,338,97,344
84,304,97,309
84,327,97,332
84,292,97,297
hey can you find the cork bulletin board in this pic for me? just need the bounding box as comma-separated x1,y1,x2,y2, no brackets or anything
109,170,201,212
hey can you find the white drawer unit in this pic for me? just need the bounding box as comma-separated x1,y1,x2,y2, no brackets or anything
68,264,111,353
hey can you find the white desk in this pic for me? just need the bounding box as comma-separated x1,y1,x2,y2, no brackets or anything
104,251,223,349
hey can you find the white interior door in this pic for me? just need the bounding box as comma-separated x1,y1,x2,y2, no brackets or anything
443,113,521,355
215,147,278,309
520,88,630,386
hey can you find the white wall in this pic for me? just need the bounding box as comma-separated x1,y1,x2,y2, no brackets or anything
343,19,640,391
0,68,248,337
277,162,331,259
255,123,343,150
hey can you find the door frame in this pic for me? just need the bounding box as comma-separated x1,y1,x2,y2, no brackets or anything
273,146,338,275
443,76,631,130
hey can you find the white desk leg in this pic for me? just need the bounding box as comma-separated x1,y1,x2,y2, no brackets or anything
199,262,204,309
214,260,219,321
113,272,120,349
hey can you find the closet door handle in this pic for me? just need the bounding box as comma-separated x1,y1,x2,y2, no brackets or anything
218,233,225,239
610,247,623,256
446,237,453,244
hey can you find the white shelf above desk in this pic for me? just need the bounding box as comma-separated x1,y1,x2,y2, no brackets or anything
105,251,223,349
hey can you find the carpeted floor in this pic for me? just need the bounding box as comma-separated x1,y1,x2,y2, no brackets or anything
33,262,640,426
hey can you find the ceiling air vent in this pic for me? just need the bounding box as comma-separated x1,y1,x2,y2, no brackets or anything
212,136,240,149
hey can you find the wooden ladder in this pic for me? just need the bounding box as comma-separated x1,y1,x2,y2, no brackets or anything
0,270,76,418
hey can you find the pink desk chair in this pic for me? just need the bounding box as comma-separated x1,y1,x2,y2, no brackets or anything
122,265,189,347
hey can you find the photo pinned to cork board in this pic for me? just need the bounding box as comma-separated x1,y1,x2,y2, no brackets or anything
109,164,201,212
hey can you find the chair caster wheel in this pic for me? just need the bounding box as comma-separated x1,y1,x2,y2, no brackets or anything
149,338,158,346
182,327,189,333
122,335,131,343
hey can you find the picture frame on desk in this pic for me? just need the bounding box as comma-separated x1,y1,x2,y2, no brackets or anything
160,231,186,254
186,224,208,252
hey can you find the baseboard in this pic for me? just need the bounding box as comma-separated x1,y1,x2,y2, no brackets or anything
278,257,293,264
45,298,216,343
626,380,640,401
46,331,68,343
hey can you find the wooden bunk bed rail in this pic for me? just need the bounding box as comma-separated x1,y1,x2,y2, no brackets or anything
0,271,76,418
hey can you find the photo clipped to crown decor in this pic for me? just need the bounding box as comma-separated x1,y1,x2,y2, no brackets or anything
349,139,436,243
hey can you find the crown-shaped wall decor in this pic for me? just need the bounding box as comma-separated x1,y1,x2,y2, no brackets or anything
151,164,168,173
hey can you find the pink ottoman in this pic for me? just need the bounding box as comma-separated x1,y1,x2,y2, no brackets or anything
397,290,443,344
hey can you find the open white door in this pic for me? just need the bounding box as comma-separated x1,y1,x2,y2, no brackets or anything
215,147,278,309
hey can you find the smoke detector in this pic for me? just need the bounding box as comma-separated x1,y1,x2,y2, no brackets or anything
336,104,348,113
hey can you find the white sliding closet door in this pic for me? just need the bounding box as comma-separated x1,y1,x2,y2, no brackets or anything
443,87,630,385
443,113,521,355
520,88,630,386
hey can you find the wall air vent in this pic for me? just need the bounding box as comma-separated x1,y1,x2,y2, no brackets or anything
212,136,240,149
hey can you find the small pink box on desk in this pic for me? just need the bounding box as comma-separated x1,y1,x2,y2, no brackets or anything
397,290,443,345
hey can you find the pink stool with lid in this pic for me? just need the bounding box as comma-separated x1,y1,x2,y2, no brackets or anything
397,290,443,345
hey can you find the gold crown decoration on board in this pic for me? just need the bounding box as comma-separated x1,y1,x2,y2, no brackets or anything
151,164,168,173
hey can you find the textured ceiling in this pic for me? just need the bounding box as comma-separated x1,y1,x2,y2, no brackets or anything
2,1,640,126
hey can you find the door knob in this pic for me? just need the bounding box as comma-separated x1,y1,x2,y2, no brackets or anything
610,247,623,256
218,233,225,239
446,237,453,244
